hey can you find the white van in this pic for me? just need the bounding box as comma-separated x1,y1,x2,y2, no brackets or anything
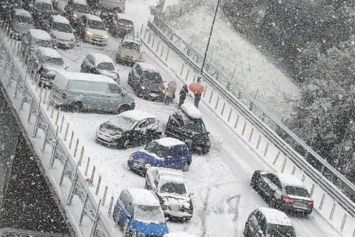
50,71,135,113
49,15,76,49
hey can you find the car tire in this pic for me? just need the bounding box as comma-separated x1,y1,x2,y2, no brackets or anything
71,102,83,113
117,105,130,114
123,139,132,150
182,162,190,172
127,74,132,86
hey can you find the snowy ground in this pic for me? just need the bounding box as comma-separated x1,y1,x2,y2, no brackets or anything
163,0,301,120
0,0,344,236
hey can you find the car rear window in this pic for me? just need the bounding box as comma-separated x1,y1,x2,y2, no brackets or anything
121,41,140,52
285,186,310,197
68,80,107,94
118,19,133,27
159,182,187,196
268,224,296,237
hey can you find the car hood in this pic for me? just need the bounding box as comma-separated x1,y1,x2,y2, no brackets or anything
14,23,34,34
131,220,168,235
99,122,125,135
142,82,165,92
86,28,107,36
159,193,190,204
132,151,163,163
97,69,119,80
52,30,75,41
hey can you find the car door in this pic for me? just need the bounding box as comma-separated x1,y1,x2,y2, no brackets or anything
118,191,131,229
131,64,141,88
104,83,125,112
263,173,281,198
247,213,260,236
258,173,273,197
165,116,181,138
164,146,180,169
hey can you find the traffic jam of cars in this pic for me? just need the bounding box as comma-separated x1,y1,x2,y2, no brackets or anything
0,0,315,236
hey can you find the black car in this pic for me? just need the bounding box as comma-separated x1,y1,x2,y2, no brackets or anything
244,207,296,237
96,110,162,149
7,9,34,40
80,53,120,83
165,103,211,155
100,10,134,37
128,62,166,101
1,0,22,21
30,0,56,30
251,170,314,215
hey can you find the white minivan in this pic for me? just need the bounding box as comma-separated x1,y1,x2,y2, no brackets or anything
49,15,76,49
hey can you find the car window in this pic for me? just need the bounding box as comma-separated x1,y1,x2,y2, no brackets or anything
168,117,179,127
145,142,167,158
68,81,107,94
141,72,163,84
159,182,187,196
32,39,53,48
87,19,106,30
86,54,94,65
135,64,142,75
285,186,310,197
138,120,148,128
265,174,282,189
134,205,165,223
118,19,133,26
35,2,52,11
73,3,90,13
14,15,33,25
267,224,296,237
176,145,187,156
45,57,64,66
109,115,136,130
183,118,206,133
108,83,121,94
119,191,131,214
52,22,72,33
97,62,115,70
121,41,140,52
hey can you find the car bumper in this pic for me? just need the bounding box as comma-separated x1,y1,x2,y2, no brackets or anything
85,35,107,46
117,54,139,63
281,203,313,214
143,92,165,101
164,209,193,219
95,133,120,146
54,40,75,49
127,160,146,175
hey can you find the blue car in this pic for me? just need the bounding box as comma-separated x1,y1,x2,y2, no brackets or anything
113,188,169,237
127,137,192,175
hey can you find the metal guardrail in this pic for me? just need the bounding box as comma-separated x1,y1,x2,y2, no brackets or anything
0,23,113,237
148,15,355,216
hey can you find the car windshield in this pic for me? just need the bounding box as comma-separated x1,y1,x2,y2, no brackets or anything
73,3,90,13
145,142,167,158
285,186,310,197
88,19,106,30
184,118,207,133
141,72,163,83
35,2,52,11
33,39,53,48
268,224,296,237
159,182,187,196
121,41,140,52
118,19,133,27
97,62,115,71
109,116,136,130
134,205,165,224
52,22,72,33
45,57,64,66
14,15,33,25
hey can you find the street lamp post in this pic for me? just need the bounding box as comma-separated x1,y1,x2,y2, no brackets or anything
200,0,221,76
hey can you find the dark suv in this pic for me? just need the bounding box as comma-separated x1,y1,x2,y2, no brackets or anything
128,62,166,101
165,103,211,155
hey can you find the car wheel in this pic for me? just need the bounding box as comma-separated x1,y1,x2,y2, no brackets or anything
117,105,130,114
182,162,190,172
123,139,132,149
71,102,83,113
127,74,132,86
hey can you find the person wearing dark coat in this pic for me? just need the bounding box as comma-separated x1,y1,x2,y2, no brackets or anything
179,85,188,107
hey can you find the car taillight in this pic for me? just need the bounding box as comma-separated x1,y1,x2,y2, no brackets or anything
61,93,67,99
282,195,293,203
307,200,314,207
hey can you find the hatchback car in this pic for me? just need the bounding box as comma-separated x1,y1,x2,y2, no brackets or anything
244,207,296,237
96,110,162,148
116,34,142,65
63,0,91,26
165,103,211,155
251,170,314,215
21,29,54,58
128,62,166,101
100,10,134,37
128,137,192,175
80,53,120,82
8,9,34,40
145,167,193,221
113,188,169,237
77,14,108,46
31,47,67,88
49,14,76,49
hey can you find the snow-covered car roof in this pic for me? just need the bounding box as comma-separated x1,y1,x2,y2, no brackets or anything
38,47,62,59
180,103,202,119
35,0,52,4
87,53,114,66
54,72,114,89
84,14,103,22
28,29,51,40
156,138,185,147
148,167,184,178
123,34,141,43
277,173,306,187
137,62,159,73
128,188,160,206
159,173,186,188
258,207,293,226
164,233,196,237
119,110,156,122
52,15,70,24
74,0,88,5
14,9,32,18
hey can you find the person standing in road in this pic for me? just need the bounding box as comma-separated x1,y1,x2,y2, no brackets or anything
164,80,177,105
189,77,205,108
179,84,188,107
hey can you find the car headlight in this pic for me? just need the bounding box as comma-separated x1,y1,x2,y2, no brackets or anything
86,30,93,36
73,13,77,18
144,163,151,169
103,34,108,39
140,86,145,90
128,155,134,161
161,89,165,94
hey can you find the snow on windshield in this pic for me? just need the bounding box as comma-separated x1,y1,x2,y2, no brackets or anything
134,205,165,224
73,3,90,13
145,142,167,158
97,62,115,71
159,182,187,196
285,186,310,197
35,2,52,11
184,119,206,133
45,57,64,66
14,15,33,25
33,39,53,48
121,42,140,52
268,224,296,237
53,22,72,33
141,72,163,83
109,116,136,130
88,20,106,31
118,19,133,27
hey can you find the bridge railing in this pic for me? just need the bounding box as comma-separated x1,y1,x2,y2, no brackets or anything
141,15,355,236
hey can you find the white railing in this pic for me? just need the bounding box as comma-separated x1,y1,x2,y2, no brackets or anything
141,17,355,237
0,23,114,237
